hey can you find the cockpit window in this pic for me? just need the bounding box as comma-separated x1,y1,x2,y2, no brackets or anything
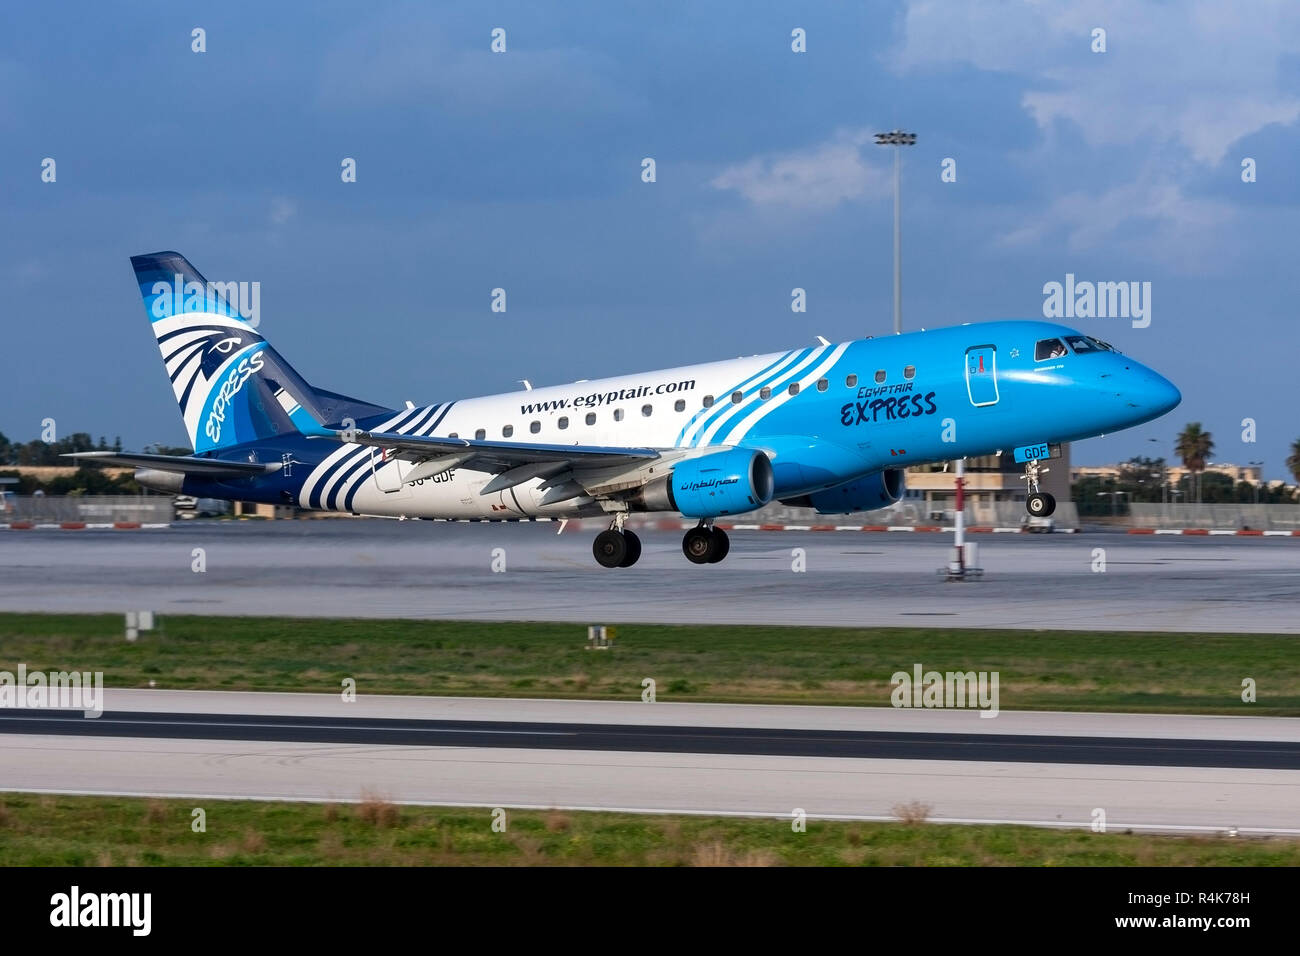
1035,338,1069,361
1065,335,1118,354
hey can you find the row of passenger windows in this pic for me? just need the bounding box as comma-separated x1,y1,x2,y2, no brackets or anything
450,366,920,440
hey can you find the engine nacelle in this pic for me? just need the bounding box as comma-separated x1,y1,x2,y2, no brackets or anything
134,468,185,494
632,448,775,518
799,468,903,515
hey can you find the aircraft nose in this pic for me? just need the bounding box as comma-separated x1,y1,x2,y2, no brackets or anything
1129,365,1181,417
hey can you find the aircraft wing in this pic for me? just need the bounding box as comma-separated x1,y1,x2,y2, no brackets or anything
65,451,281,477
325,429,670,496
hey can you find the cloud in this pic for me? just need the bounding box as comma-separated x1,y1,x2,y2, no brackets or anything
999,179,1238,270
894,0,1300,165
316,20,634,118
269,197,296,226
709,128,891,210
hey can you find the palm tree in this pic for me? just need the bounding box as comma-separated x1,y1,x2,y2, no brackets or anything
1175,423,1214,504
1286,438,1300,488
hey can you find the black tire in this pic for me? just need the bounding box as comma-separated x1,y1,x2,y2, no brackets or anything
618,530,642,567
706,527,730,563
1026,493,1048,517
593,529,628,568
1039,493,1057,517
682,527,713,564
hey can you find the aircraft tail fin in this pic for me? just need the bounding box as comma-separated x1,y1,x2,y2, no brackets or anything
130,251,392,453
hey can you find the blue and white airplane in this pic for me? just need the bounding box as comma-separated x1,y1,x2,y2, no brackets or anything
73,251,1181,567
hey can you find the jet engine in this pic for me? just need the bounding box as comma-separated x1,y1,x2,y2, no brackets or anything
631,448,775,517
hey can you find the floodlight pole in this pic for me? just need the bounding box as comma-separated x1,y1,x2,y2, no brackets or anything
893,144,901,335
874,130,916,335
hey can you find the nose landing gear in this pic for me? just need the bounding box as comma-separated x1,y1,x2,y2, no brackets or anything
1021,458,1056,517
682,520,730,564
593,512,642,568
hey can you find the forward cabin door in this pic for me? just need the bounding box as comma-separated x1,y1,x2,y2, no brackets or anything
964,345,999,407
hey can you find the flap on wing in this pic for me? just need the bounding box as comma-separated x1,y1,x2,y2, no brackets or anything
325,429,660,471
65,451,281,477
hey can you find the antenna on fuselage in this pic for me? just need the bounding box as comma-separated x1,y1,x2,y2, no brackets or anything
519,380,533,391
815,335,830,346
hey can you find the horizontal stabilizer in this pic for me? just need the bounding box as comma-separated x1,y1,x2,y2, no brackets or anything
65,451,282,477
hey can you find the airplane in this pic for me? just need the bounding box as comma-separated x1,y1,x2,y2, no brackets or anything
70,251,1181,567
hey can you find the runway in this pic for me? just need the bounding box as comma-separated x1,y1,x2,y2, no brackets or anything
2,519,1299,631
2,691,1298,833
4,708,1299,769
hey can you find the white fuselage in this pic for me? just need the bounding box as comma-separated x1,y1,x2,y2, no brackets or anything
302,344,851,519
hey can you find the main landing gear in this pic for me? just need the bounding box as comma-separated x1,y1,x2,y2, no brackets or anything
682,520,729,565
1020,458,1056,517
592,516,731,567
593,512,642,568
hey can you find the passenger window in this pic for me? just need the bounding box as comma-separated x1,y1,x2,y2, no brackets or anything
613,408,624,422
529,421,540,434
474,429,485,440
674,399,685,412
585,412,596,425
845,374,857,388
702,395,714,408
788,382,799,396
1035,338,1068,361
558,417,568,430
874,370,886,384
903,365,915,379
641,404,653,417
502,425,514,438
448,432,458,439
760,386,771,400
730,391,743,404
816,378,828,392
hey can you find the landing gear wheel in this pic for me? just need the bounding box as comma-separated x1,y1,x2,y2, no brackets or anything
1027,492,1055,518
706,527,730,563
593,529,628,568
683,526,730,564
682,526,714,564
618,530,642,568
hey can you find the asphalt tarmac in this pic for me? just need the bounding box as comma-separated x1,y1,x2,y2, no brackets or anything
2,520,1298,631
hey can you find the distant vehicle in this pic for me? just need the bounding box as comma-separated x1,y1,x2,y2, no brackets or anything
172,495,229,519
1023,515,1056,533
71,251,1180,567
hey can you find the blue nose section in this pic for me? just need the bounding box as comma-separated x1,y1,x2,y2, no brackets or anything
1134,367,1181,417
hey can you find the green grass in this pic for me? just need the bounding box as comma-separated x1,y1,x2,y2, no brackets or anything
0,793,1295,866
0,612,1295,714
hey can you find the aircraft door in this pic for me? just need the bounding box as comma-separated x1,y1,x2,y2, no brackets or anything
965,345,999,407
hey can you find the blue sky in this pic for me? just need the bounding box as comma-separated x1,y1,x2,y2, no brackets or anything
3,1,1298,476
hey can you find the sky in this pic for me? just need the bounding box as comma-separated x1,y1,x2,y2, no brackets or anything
2,1,1298,477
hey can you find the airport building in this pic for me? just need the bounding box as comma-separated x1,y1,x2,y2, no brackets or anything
902,445,1073,521
1071,461,1264,486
